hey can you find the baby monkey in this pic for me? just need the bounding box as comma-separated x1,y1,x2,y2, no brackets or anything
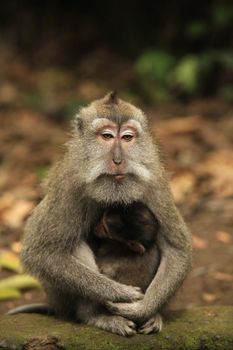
88,202,163,333
95,203,156,254
93,202,160,293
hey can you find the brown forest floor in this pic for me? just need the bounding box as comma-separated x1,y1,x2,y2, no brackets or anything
0,54,232,314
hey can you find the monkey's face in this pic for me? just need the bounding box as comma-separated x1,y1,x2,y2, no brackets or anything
95,121,136,182
84,118,152,203
71,93,158,204
91,118,148,179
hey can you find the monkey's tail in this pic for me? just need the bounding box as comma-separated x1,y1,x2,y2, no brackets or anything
6,303,54,315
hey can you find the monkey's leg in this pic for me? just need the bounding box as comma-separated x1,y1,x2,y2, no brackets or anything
82,280,138,335
138,313,163,334
45,286,77,320
77,300,136,336
77,299,136,336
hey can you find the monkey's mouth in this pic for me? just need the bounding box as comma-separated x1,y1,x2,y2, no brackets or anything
111,174,125,182
97,172,136,183
99,173,126,183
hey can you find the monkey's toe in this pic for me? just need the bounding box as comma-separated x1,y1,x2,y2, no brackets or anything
138,313,163,334
111,316,136,337
89,315,136,337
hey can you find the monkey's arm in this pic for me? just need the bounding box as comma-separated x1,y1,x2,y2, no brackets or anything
107,226,191,322
21,194,142,304
107,176,192,322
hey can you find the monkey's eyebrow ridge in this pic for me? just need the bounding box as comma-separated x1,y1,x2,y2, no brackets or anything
91,118,142,134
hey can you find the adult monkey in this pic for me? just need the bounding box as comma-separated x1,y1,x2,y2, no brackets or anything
20,92,192,335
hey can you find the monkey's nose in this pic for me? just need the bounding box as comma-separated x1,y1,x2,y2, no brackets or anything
113,158,122,165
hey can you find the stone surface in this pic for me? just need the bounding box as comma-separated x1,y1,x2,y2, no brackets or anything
0,306,232,349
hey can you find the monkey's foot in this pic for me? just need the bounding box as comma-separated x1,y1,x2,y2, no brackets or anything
138,313,163,334
88,315,136,336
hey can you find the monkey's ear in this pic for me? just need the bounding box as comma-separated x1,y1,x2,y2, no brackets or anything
73,114,83,131
103,91,119,105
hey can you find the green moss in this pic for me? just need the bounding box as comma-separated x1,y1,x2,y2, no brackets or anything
0,306,233,350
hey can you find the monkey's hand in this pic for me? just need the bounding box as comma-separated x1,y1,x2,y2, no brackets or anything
106,300,148,323
115,285,144,302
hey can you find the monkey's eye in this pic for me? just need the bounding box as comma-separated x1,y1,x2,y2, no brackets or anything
101,132,114,140
121,133,134,142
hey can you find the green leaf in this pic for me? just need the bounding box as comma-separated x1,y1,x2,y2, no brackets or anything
186,20,209,39
0,275,41,291
135,50,175,83
218,51,233,69
0,252,22,273
170,55,201,94
0,288,21,301
64,98,84,118
19,90,45,109
199,51,217,72
219,85,233,101
211,4,233,28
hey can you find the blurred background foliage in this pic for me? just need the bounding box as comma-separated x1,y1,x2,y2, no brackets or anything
0,0,233,108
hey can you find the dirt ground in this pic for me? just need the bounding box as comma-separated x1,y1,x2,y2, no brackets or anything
0,59,232,314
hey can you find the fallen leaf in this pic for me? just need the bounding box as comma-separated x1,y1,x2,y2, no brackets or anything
201,292,218,302
0,250,21,272
171,172,196,204
204,310,218,317
191,266,210,277
213,272,233,282
76,80,105,100
0,82,17,104
215,231,231,243
0,274,41,291
156,115,202,135
196,150,233,198
24,292,33,301
0,288,21,301
11,241,22,254
192,235,208,249
1,199,34,228
0,192,15,211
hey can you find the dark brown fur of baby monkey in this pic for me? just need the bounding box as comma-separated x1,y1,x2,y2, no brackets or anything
93,203,160,292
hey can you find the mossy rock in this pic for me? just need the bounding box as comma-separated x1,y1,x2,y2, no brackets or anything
0,306,232,349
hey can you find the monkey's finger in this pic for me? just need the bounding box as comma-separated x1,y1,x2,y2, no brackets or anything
138,315,163,334
138,318,154,330
131,287,144,301
127,320,136,330
116,284,143,302
133,287,143,296
125,327,136,337
106,301,127,311
123,321,137,336
105,301,120,314
134,293,144,301
126,286,144,301
112,317,137,337
138,324,161,334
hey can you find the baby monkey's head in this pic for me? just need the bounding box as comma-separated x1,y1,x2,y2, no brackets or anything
95,202,159,255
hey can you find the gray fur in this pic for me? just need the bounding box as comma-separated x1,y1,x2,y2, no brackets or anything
18,93,191,335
